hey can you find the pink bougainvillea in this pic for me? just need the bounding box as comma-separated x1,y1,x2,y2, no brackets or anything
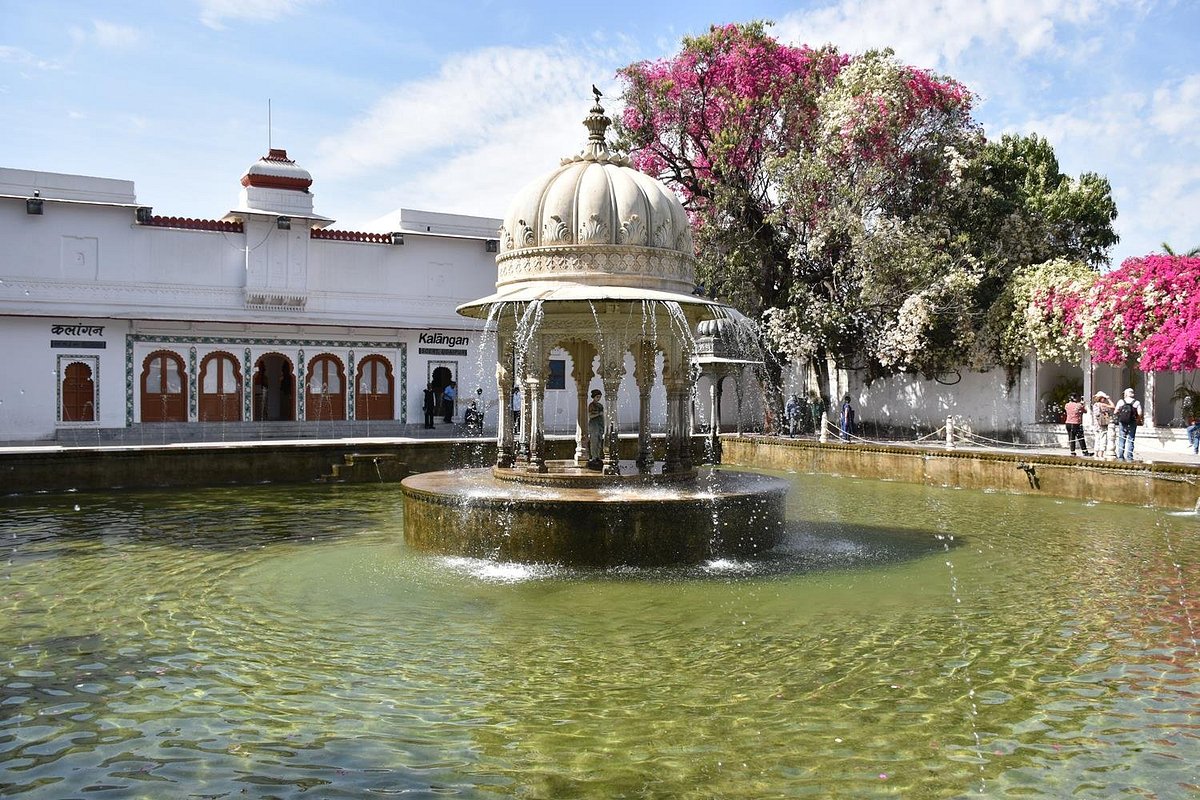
618,23,972,216
1083,255,1200,370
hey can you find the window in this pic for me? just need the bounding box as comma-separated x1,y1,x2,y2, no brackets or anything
547,358,566,390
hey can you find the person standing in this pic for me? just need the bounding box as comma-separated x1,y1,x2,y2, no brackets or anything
784,394,802,438
1091,391,1115,458
1188,409,1200,456
839,394,856,441
586,389,604,469
809,391,825,438
441,381,457,424
1063,394,1092,456
1114,387,1143,462
422,382,438,429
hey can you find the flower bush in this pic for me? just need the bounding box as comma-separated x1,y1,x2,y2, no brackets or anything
1012,255,1200,372
1084,255,1200,371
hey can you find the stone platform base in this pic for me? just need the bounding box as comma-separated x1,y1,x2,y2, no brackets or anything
400,463,789,567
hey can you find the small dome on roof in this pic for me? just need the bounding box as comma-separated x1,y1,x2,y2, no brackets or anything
241,149,312,192
494,93,695,296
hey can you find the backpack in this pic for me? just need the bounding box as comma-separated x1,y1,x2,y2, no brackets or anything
1116,400,1137,425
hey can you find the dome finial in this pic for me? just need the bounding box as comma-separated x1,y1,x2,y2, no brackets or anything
582,87,611,160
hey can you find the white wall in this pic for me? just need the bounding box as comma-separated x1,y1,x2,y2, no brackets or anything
0,316,129,440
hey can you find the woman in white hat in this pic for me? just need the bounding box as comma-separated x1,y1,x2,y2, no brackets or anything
1091,390,1115,459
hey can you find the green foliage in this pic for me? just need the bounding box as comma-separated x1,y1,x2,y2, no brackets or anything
1040,376,1083,423
618,26,1119,383
1002,258,1096,366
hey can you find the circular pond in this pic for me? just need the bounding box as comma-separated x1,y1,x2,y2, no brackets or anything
1,470,1198,797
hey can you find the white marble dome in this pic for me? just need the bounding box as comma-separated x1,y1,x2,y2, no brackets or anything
494,98,696,296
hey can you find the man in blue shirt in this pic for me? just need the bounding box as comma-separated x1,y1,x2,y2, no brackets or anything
442,381,457,423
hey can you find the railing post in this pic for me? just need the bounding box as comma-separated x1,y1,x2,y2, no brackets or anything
945,416,954,450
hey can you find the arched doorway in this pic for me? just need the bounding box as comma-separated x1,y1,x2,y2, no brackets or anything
199,351,242,422
252,353,295,421
306,354,346,421
355,355,394,420
141,350,186,422
430,363,455,422
62,362,95,422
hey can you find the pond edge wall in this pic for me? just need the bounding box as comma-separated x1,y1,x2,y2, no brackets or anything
2,435,1198,511
720,436,1200,511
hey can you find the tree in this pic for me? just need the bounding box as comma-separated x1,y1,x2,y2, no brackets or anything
618,21,848,320
940,133,1118,375
617,23,1119,390
617,23,976,391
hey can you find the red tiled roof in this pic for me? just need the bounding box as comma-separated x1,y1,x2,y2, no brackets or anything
311,228,391,243
140,215,244,233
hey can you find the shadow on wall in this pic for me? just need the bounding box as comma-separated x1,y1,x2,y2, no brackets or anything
853,369,1024,439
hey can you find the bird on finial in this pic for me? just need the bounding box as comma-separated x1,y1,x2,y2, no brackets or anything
592,84,602,102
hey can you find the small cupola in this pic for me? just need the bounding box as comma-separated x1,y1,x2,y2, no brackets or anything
228,147,330,224
241,149,313,192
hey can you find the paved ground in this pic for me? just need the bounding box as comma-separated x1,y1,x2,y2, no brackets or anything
3,426,1197,467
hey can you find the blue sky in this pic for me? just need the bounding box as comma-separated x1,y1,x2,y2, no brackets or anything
3,0,1197,265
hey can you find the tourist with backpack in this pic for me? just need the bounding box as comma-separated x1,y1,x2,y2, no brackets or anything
1091,391,1115,459
1114,388,1143,462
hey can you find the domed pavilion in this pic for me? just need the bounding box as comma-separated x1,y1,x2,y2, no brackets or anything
457,90,735,476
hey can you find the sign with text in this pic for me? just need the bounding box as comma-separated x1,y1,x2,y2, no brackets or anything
419,332,470,349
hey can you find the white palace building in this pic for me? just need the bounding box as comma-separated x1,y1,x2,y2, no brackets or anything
0,149,507,444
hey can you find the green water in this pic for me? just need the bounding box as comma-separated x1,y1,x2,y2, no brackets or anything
1,472,1198,799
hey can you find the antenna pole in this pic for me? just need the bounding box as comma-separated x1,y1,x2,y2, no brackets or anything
268,99,272,150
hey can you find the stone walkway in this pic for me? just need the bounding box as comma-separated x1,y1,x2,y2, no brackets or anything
3,427,1197,467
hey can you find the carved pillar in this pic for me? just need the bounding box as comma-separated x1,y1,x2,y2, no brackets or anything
663,378,685,473
568,340,597,464
600,369,623,475
633,342,656,471
1081,350,1093,420
526,374,547,472
519,368,533,463
495,338,515,468
678,377,694,471
709,373,724,463
1144,370,1157,429
733,373,745,436
596,341,625,476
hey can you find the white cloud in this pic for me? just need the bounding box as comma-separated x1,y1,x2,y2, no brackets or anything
69,20,142,49
91,20,143,49
1010,75,1199,263
1150,73,1200,142
774,0,1119,68
315,41,634,226
0,45,61,71
198,0,319,30
1013,91,1149,160
1119,163,1200,257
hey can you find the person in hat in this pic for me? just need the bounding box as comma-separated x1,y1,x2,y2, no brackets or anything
586,388,605,468
1113,387,1143,462
1063,393,1091,457
1091,390,1115,459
